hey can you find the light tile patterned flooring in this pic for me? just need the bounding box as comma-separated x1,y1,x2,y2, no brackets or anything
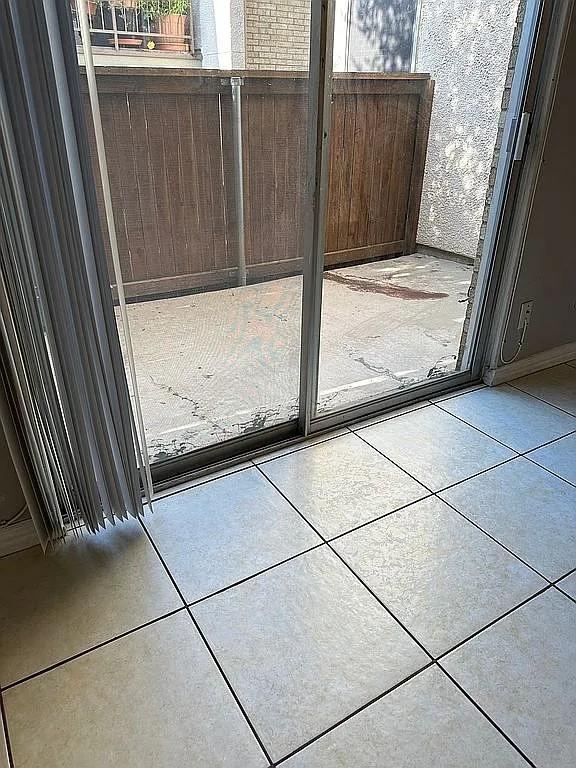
1,363,576,767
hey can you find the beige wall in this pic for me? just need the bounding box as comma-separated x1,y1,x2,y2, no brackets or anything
501,10,576,361
244,0,310,70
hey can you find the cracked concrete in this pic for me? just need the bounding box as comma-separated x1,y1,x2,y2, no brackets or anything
117,253,472,462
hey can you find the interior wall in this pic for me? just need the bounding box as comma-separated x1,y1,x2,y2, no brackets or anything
0,420,27,527
500,9,576,362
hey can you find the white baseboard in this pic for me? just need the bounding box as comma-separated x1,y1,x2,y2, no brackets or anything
0,519,38,558
484,341,576,386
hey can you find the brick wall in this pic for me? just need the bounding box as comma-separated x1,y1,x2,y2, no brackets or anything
244,0,310,70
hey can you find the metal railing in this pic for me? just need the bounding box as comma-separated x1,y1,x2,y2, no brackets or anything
70,1,195,55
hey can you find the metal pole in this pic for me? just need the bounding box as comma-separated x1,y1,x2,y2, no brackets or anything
230,76,247,287
298,0,335,434
77,0,154,503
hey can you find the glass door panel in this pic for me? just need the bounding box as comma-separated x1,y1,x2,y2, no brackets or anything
74,0,313,465
316,0,534,414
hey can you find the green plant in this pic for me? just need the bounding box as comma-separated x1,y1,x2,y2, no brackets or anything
138,0,189,19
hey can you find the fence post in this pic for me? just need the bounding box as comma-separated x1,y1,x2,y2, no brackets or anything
230,76,247,287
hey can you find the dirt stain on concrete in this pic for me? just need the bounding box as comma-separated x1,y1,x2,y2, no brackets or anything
324,271,449,300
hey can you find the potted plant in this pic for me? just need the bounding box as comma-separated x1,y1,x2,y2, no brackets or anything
140,0,190,52
71,0,100,16
108,0,143,48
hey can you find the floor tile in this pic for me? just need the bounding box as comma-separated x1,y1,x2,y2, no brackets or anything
567,359,576,369
429,382,486,403
146,466,320,602
440,457,576,580
356,405,513,491
0,519,181,686
283,667,527,767
193,547,428,761
253,428,349,464
443,589,576,768
3,612,267,768
439,384,576,452
260,432,428,538
151,460,253,500
528,433,576,486
557,572,576,601
333,497,545,656
511,364,576,415
349,401,430,431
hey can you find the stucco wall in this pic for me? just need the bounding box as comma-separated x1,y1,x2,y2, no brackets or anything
333,0,416,72
415,0,520,258
192,0,245,68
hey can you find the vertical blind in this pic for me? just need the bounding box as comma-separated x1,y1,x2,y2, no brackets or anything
0,0,143,547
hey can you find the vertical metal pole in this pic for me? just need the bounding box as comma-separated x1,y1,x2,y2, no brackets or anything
298,0,335,434
77,0,154,502
111,0,119,51
231,76,247,287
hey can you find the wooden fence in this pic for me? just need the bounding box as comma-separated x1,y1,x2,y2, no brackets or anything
81,69,434,299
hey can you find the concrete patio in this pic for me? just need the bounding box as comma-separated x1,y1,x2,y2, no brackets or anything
119,253,473,462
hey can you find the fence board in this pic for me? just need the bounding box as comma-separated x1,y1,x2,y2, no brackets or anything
81,69,433,299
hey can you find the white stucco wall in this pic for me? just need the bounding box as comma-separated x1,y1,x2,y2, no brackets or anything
192,0,245,68
415,0,519,258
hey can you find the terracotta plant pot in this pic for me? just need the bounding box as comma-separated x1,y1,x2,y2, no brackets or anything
71,0,99,15
156,14,188,52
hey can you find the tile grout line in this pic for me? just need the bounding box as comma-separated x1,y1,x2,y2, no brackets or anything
1,607,188,692
188,542,326,608
433,398,576,455
252,464,436,661
553,584,576,605
0,689,14,768
435,584,552,662
253,464,544,768
506,378,576,418
436,496,551,584
523,451,576,491
351,429,552,582
137,518,274,766
435,663,538,768
270,661,436,766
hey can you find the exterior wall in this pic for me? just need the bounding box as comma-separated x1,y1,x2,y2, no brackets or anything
244,0,310,70
333,0,416,72
193,0,246,68
415,0,520,258
457,0,525,363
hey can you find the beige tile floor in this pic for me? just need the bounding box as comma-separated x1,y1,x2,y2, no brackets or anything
1,365,576,767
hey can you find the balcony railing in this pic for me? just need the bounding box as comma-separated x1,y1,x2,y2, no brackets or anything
70,1,195,56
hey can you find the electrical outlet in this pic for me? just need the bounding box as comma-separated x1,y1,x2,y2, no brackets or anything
517,300,534,331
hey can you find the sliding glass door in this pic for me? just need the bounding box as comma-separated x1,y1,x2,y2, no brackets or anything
72,0,546,486
313,0,543,420
73,0,314,478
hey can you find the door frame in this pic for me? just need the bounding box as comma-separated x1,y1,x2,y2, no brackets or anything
142,0,571,490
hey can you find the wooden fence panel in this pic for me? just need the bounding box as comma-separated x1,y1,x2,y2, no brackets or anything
81,69,433,299
240,78,308,279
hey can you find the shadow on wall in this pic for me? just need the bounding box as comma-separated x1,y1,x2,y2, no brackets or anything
348,0,417,71
414,0,520,258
